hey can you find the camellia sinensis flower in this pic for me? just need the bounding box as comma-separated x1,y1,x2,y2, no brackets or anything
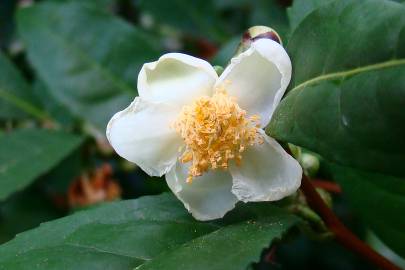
107,38,302,220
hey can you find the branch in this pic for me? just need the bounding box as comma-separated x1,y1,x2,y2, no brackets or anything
311,179,342,193
300,174,400,270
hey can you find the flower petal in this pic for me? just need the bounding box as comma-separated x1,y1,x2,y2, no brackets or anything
230,131,302,202
216,39,292,127
166,161,238,221
106,97,182,176
138,53,218,106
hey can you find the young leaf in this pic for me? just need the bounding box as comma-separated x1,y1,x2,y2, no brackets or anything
268,0,405,177
0,129,83,201
327,163,405,258
17,1,160,132
0,193,298,269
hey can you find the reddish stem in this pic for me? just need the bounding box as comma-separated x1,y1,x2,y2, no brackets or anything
300,175,400,270
311,179,342,193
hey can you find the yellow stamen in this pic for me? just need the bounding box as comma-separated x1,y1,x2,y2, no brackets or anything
173,84,262,183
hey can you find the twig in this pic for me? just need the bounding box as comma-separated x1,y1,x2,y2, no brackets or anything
300,174,400,270
311,179,342,193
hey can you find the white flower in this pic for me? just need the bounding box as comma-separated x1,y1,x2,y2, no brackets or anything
106,39,302,221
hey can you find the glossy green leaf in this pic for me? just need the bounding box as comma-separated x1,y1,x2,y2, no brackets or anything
287,0,335,32
268,0,405,177
328,163,405,258
0,52,45,120
0,129,83,201
17,1,159,131
0,193,298,269
135,214,296,270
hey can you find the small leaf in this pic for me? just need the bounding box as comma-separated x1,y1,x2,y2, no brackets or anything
0,129,83,201
327,163,405,258
17,1,160,132
0,193,298,269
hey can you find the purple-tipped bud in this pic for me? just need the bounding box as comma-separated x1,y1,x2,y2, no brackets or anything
236,26,283,56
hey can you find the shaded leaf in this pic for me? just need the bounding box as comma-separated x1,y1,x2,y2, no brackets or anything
138,0,228,42
0,129,83,201
328,163,405,258
0,52,45,120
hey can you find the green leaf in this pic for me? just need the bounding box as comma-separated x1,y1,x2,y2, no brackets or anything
249,0,289,41
327,163,405,258
135,214,296,270
287,0,335,33
211,36,239,66
0,52,46,120
17,1,159,131
0,187,61,244
0,193,298,269
268,0,405,177
0,129,83,201
138,0,228,43
32,80,76,127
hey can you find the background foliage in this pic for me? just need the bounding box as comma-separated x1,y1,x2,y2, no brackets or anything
0,0,404,269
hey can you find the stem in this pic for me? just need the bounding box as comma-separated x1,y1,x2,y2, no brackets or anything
300,175,400,270
311,179,342,193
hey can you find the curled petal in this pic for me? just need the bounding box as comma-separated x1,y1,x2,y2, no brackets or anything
107,97,182,176
166,162,238,221
138,53,218,106
216,39,292,127
230,131,302,202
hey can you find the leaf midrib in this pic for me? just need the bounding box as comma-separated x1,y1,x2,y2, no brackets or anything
29,16,135,96
0,88,48,121
291,58,405,92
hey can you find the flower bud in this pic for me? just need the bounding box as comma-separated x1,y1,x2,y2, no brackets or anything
236,26,283,55
300,152,320,177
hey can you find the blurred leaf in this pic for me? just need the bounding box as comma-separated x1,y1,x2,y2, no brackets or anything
367,232,405,269
32,80,76,127
0,129,83,201
0,52,46,120
287,0,335,33
138,0,228,43
268,0,405,177
0,187,61,244
211,35,239,66
249,0,289,41
0,1,16,48
17,1,159,132
0,193,298,269
328,163,405,258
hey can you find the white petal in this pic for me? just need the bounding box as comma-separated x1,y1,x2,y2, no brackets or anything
106,97,183,176
216,39,292,127
138,53,218,106
230,131,302,202
166,161,238,221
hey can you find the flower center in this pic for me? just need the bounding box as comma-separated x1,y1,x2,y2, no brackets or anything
174,86,262,183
